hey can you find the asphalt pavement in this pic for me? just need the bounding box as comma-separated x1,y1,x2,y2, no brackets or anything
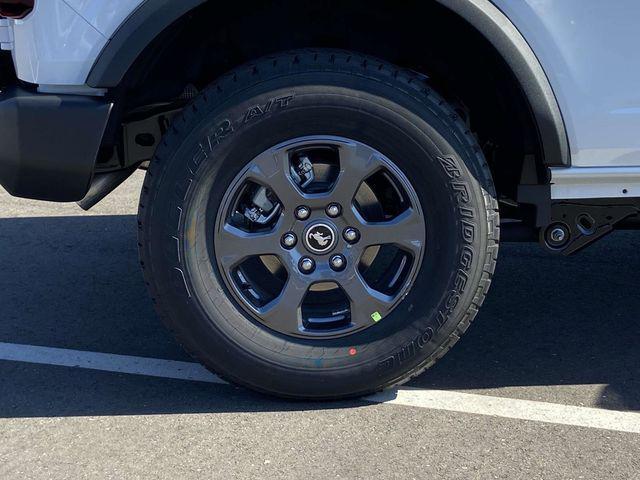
1,171,639,479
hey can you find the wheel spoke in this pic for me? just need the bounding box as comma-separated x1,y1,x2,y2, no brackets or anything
258,275,310,333
339,272,394,328
330,143,386,205
245,149,302,206
357,208,425,256
215,223,282,270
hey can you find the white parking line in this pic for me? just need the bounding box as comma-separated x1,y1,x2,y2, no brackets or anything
2,341,639,434
0,342,224,384
365,389,640,434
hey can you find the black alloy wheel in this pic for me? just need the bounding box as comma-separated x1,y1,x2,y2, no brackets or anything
215,136,426,339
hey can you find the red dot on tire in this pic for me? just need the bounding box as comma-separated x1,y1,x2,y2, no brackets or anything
349,348,357,356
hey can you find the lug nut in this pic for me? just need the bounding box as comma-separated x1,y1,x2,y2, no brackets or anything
343,227,360,244
326,203,342,218
329,254,346,271
299,257,316,274
281,232,297,249
295,206,311,221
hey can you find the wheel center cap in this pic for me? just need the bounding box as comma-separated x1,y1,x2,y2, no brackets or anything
304,222,337,254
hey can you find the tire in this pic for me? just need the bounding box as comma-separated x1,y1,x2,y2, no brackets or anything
138,49,499,399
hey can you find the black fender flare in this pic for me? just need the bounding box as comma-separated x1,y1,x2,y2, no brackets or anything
86,0,207,88
435,0,569,166
87,0,570,166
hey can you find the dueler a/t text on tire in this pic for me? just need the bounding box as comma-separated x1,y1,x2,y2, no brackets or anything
138,50,499,399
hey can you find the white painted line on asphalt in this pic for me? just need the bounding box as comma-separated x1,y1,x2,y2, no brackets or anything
365,389,640,434
0,342,224,384
2,341,639,434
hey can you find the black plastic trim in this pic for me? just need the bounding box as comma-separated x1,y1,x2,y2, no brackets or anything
87,0,570,167
545,200,640,255
436,0,570,166
86,0,206,88
78,164,139,211
0,87,112,201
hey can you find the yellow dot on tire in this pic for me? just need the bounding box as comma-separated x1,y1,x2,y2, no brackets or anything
371,312,383,322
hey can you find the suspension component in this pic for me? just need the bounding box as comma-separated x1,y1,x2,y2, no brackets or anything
241,185,281,226
291,154,315,189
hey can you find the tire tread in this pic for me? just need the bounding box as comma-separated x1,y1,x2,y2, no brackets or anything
137,49,500,399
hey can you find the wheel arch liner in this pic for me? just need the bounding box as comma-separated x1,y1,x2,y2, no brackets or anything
86,0,570,167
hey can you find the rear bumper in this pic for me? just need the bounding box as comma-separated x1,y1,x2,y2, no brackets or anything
0,86,111,201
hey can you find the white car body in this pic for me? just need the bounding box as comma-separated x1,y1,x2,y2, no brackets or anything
1,0,640,200
2,0,640,178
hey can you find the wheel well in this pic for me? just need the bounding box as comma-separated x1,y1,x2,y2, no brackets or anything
111,0,548,204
